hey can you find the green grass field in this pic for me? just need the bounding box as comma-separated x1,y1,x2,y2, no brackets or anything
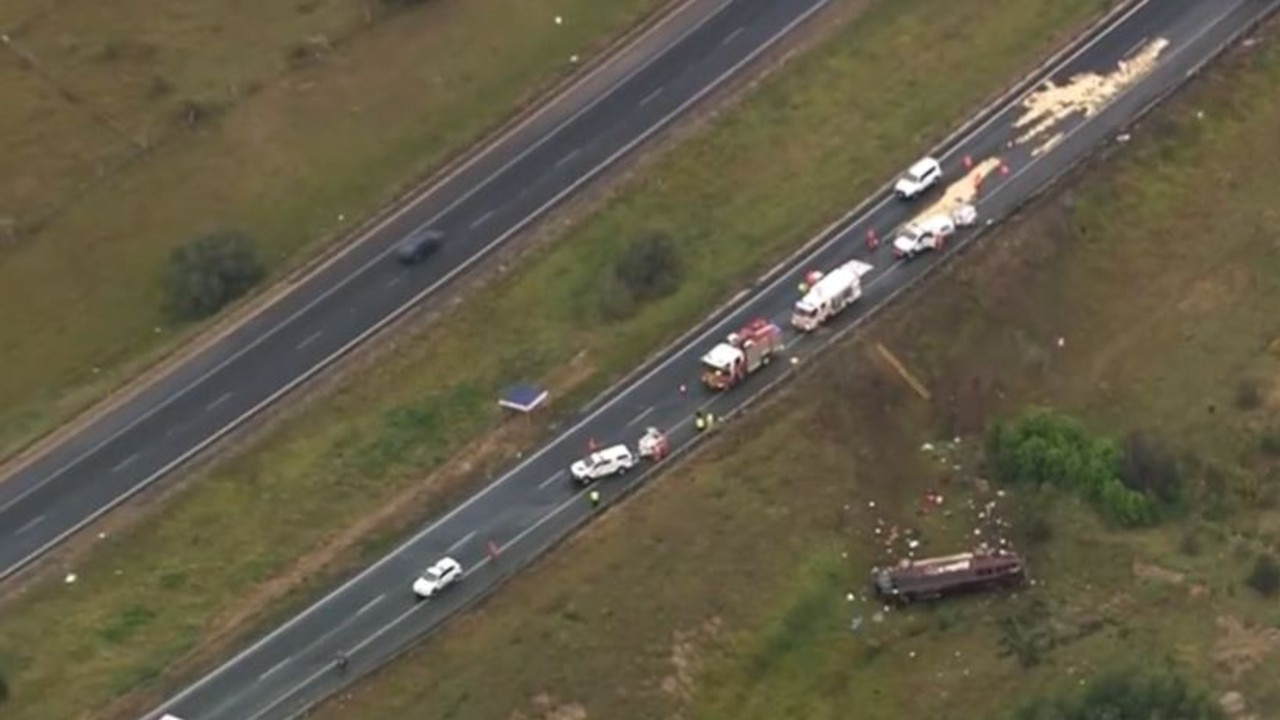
0,0,663,459
0,0,1110,718
306,16,1280,720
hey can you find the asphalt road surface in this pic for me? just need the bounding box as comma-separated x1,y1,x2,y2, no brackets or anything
0,0,834,579
145,1,1280,718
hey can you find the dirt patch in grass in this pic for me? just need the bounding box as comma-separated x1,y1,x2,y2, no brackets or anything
0,0,665,460
304,13,1280,720
0,0,1111,717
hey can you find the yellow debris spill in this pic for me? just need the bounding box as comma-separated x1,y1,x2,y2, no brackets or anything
914,156,1001,223
1015,37,1170,157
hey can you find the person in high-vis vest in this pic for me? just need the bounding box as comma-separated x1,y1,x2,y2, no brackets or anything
589,489,602,508
694,410,707,432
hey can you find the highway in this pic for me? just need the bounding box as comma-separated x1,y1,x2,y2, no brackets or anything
0,0,834,578
144,1,1280,718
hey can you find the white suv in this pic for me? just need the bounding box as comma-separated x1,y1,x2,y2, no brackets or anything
570,444,636,484
894,156,943,200
892,214,956,259
413,556,463,599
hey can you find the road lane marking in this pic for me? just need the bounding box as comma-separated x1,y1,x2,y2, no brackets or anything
14,514,45,536
1122,35,1149,59
387,276,402,287
538,470,566,490
7,0,743,539
205,392,232,411
470,210,495,229
355,594,385,616
722,26,745,45
111,453,139,473
258,657,291,681
627,406,656,427
640,86,664,106
445,531,477,555
296,331,322,350
555,148,580,168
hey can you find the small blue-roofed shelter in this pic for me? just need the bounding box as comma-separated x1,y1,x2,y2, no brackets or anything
499,382,548,414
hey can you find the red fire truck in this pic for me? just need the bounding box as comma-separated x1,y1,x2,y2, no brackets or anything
699,318,784,390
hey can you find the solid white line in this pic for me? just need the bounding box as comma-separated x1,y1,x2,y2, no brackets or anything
205,392,232,411
445,530,477,555
722,26,745,45
355,594,385,616
469,210,495,229
3,0,740,524
296,331,322,350
258,657,291,681
640,86,664,106
627,406,656,427
111,453,138,473
555,149,581,168
14,513,45,536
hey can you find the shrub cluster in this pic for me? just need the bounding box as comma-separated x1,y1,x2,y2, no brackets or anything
1013,670,1222,720
162,230,265,321
986,408,1183,527
597,232,684,321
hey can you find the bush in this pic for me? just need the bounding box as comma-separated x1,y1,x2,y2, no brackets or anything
1246,553,1280,597
1234,377,1262,411
0,670,7,703
598,232,683,321
1118,431,1185,510
162,230,265,321
1258,426,1280,458
1013,670,1223,720
986,408,1156,527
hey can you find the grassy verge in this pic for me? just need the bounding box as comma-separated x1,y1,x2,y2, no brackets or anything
307,16,1280,720
0,0,664,458
0,0,1110,717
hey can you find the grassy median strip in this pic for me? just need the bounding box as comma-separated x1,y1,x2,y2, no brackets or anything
310,19,1280,719
0,0,664,458
0,0,1109,717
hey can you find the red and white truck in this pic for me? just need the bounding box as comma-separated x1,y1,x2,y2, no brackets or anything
790,260,874,332
700,318,784,391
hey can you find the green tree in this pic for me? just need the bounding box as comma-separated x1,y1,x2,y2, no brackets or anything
986,408,1159,527
1014,670,1222,720
162,230,265,321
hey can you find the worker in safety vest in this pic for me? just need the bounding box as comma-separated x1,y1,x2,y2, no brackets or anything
694,410,707,432
589,489,601,508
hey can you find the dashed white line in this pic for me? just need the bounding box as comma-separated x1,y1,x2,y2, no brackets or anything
640,86,664,107
538,470,566,490
296,331,322,350
206,392,232,411
355,594,385,616
555,149,581,168
722,26,745,45
111,453,139,473
446,530,477,555
470,210,495,229
14,514,45,536
258,657,292,681
627,406,656,427
387,276,403,288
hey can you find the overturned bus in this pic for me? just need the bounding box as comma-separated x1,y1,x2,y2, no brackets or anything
872,550,1025,604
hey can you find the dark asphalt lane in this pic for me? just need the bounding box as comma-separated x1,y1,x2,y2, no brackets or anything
148,1,1280,718
0,0,833,578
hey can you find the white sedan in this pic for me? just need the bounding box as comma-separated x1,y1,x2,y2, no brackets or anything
412,557,463,599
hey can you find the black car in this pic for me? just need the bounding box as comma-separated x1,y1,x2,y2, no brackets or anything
395,228,444,265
